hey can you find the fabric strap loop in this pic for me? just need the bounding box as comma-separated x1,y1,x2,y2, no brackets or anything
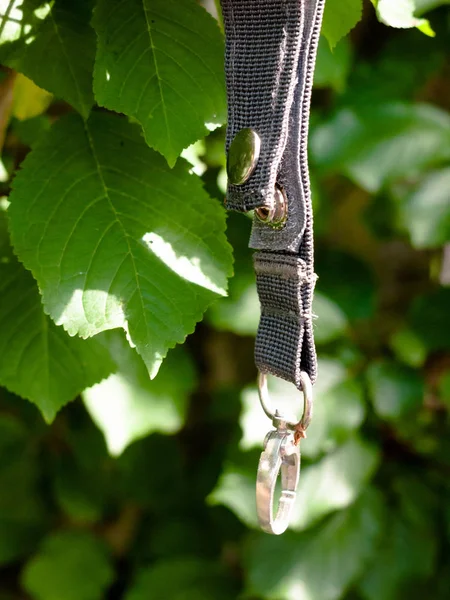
221,0,325,386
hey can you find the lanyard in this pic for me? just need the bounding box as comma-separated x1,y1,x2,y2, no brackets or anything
220,0,326,534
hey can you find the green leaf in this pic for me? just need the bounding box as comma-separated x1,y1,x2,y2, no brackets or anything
400,167,450,248
12,114,51,147
314,36,353,93
359,478,438,600
438,371,450,407
239,360,365,458
313,292,348,344
125,558,236,600
209,436,379,531
372,0,435,36
414,0,450,13
360,517,436,599
0,414,47,565
83,331,196,456
8,112,232,378
245,490,384,600
410,289,450,352
207,278,259,336
312,103,450,192
0,0,96,118
50,414,113,523
321,0,363,49
12,73,52,121
389,327,427,367
0,213,115,422
366,360,424,420
290,436,380,530
118,434,186,511
22,530,114,600
316,250,376,320
93,0,226,166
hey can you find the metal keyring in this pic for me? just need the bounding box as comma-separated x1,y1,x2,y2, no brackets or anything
257,370,313,431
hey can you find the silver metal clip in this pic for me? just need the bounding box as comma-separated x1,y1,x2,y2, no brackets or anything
256,371,313,535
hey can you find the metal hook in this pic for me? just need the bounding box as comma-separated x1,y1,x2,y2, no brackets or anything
255,371,313,535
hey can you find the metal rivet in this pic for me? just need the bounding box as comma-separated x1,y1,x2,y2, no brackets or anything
227,128,261,185
255,185,288,229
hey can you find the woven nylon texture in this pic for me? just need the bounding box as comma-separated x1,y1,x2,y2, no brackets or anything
222,0,304,212
220,0,325,388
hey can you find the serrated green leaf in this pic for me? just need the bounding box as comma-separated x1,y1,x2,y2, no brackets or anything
312,103,450,192
0,0,96,118
21,530,114,600
8,112,232,377
93,0,226,165
0,213,115,422
372,0,435,36
367,360,424,420
321,0,363,49
400,167,450,248
245,490,384,600
83,331,196,456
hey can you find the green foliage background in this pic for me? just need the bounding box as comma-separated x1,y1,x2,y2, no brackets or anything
0,0,449,598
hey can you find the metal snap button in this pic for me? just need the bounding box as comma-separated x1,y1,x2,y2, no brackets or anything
255,185,288,229
227,128,261,185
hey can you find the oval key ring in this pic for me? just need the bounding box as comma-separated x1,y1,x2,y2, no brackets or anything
257,370,313,431
256,371,313,535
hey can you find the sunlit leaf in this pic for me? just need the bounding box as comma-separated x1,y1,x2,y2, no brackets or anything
321,0,363,49
83,331,196,456
12,73,52,121
93,0,226,165
372,0,435,36
8,112,232,378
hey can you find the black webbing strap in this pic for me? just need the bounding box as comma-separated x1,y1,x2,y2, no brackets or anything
221,0,325,387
